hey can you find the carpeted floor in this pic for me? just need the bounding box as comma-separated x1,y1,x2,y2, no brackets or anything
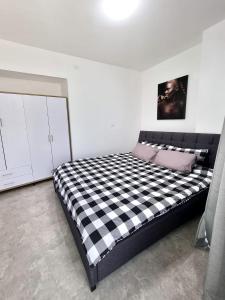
0,180,208,300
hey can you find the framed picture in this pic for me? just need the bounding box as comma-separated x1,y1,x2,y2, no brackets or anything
157,75,188,120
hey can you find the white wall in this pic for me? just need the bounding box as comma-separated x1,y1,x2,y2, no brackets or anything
196,19,225,133
1,18,224,160
0,39,141,159
141,45,201,132
141,19,225,135
0,69,67,97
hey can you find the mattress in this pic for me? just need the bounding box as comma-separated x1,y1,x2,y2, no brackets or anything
53,153,212,267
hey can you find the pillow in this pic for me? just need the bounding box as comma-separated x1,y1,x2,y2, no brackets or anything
166,145,208,163
132,143,158,162
153,150,196,173
140,141,167,150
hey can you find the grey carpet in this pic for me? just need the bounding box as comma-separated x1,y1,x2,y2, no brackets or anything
0,181,208,300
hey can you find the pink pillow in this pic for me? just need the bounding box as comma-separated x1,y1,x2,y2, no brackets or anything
153,150,196,173
132,143,158,162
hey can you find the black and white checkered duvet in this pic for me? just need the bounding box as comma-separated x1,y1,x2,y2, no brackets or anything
53,153,213,267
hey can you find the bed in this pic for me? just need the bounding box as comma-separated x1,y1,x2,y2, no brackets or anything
53,131,220,291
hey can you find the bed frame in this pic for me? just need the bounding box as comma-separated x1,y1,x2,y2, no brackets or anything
55,131,220,291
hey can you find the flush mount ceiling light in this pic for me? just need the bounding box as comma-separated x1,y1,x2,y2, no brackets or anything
102,0,139,21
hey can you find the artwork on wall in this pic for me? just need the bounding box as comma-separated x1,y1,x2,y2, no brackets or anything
157,75,188,120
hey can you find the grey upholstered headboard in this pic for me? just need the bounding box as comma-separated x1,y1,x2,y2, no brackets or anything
138,131,220,169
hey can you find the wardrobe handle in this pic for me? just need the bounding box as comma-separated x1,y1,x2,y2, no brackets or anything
0,118,3,127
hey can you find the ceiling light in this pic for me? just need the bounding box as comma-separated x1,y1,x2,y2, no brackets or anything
102,0,139,21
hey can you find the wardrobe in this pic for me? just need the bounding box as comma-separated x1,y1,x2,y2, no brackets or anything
0,93,71,191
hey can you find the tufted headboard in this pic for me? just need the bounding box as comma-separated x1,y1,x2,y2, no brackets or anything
138,131,220,169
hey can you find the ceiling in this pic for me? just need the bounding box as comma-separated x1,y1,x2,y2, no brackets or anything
0,0,225,70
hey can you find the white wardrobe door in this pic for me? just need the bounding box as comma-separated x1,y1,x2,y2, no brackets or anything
0,132,6,171
47,97,71,169
23,95,53,180
0,93,31,169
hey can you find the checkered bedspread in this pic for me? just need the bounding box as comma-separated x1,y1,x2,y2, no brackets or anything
53,153,212,267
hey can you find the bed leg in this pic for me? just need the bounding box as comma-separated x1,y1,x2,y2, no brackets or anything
90,285,96,292
88,265,97,292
